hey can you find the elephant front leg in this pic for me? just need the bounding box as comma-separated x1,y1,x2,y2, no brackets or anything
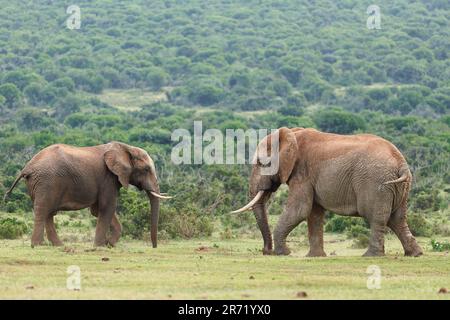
306,204,327,257
107,213,122,247
273,182,313,256
94,201,116,247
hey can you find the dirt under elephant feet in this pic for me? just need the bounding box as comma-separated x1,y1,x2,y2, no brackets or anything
262,247,273,255
306,250,327,257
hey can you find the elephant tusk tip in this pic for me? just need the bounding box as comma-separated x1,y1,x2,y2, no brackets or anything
230,207,252,214
150,191,173,200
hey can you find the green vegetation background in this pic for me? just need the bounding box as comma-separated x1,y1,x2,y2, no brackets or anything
0,0,449,244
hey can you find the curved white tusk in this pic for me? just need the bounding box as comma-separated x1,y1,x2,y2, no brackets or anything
150,191,173,199
230,191,264,213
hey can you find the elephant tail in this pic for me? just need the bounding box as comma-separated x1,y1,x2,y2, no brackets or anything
383,166,411,185
3,173,26,202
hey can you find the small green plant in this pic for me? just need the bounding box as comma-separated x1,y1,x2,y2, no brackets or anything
0,217,29,239
430,239,450,252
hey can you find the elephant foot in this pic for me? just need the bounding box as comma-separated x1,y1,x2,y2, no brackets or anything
262,247,273,255
106,238,119,247
94,239,108,247
404,246,423,257
306,249,327,257
362,249,385,257
274,245,291,256
48,237,63,246
403,238,423,257
31,240,44,248
51,240,64,247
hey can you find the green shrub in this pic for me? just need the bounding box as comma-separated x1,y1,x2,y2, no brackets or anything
325,215,368,233
220,227,234,240
160,207,214,239
407,213,431,237
412,190,442,212
313,107,367,134
0,217,29,239
346,224,370,239
431,220,450,237
325,215,351,233
430,239,450,252
352,234,370,249
221,210,254,229
118,189,214,240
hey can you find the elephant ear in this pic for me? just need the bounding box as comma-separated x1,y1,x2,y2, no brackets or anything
104,147,132,189
278,127,298,184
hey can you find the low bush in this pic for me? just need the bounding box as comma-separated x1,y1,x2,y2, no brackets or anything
118,189,214,239
430,239,450,252
407,213,431,237
160,206,214,239
431,219,450,237
0,217,29,239
352,234,370,249
346,224,370,239
221,211,254,230
325,214,369,233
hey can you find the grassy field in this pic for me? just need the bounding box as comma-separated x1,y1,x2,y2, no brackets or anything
1,233,449,300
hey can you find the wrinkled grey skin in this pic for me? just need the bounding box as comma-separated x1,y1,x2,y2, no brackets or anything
242,127,423,257
4,142,162,248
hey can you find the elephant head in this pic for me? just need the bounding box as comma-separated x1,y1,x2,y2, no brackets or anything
232,127,299,254
104,142,171,248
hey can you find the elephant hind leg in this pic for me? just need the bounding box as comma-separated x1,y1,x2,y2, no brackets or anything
388,208,423,257
359,192,394,257
306,204,326,257
45,214,63,246
31,205,48,247
363,221,387,257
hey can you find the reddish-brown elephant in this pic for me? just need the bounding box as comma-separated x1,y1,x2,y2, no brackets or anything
4,142,171,248
232,127,423,257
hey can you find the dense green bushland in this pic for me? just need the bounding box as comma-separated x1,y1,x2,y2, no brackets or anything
0,0,448,240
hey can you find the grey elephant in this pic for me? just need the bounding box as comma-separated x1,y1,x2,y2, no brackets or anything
4,142,171,247
232,127,423,257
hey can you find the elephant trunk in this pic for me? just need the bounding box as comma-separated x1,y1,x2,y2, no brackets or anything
146,191,160,248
